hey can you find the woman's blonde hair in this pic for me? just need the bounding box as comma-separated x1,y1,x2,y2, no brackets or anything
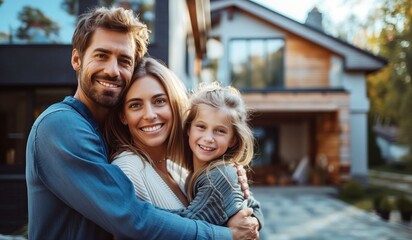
104,57,188,168
183,82,254,200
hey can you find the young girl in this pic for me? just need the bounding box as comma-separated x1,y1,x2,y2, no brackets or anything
170,83,263,228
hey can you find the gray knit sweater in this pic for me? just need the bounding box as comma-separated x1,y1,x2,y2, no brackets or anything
168,164,264,228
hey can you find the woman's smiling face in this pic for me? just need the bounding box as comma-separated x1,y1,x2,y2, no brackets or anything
121,75,172,152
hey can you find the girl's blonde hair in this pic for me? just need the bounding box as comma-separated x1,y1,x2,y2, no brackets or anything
104,57,188,169
183,82,254,200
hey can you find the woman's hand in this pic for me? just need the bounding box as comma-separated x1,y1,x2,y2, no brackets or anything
235,165,250,199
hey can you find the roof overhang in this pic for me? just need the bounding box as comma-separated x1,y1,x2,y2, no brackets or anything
211,0,387,73
242,91,350,112
186,0,211,60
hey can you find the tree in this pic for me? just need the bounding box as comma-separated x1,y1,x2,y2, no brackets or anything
61,0,78,16
17,6,60,43
319,0,412,164
370,0,412,164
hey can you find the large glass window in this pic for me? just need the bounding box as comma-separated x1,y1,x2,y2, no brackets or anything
0,88,73,173
0,0,78,44
0,92,29,170
229,38,284,90
100,0,156,42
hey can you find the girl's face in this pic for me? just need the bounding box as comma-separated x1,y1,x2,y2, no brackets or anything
188,104,236,169
121,75,172,153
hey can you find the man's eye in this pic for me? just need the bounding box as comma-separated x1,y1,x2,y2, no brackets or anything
96,53,106,59
121,59,132,66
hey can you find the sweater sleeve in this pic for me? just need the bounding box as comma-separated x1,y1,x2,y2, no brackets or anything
247,191,265,230
168,165,246,225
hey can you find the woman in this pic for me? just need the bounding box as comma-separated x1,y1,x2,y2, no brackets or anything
105,57,189,209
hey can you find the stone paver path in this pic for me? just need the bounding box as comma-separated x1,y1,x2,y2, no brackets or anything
252,186,412,240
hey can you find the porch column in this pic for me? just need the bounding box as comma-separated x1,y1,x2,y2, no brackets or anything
343,73,370,185
350,112,368,184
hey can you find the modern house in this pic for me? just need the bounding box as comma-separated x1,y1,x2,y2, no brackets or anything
0,0,208,234
205,0,387,186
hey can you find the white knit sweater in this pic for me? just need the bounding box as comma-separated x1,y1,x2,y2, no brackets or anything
111,151,187,210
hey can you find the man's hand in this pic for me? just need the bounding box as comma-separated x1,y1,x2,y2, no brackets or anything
227,208,259,240
235,165,250,199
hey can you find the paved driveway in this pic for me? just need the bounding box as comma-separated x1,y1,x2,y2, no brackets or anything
252,186,412,240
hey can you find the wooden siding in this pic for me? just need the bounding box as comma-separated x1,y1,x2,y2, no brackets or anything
315,106,351,185
316,112,341,184
285,34,332,88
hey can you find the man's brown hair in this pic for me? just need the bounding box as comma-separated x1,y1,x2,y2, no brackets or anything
72,7,149,63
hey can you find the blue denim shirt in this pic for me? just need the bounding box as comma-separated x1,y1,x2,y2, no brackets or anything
26,96,231,240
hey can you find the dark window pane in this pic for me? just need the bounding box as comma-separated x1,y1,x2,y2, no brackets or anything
34,88,73,119
230,40,248,88
0,92,29,166
267,39,284,87
229,38,284,89
0,88,73,170
250,39,265,88
0,0,78,44
252,126,279,167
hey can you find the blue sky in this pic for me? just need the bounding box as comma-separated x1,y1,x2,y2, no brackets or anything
0,0,76,43
0,0,376,43
251,0,375,24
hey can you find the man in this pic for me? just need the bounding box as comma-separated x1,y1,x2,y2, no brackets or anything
26,6,258,239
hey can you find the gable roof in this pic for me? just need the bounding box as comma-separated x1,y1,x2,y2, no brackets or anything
210,0,387,73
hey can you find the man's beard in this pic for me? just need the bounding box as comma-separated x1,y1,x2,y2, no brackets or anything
79,70,123,108
90,87,120,108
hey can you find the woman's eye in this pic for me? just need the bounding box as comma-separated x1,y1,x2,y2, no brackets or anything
130,103,141,109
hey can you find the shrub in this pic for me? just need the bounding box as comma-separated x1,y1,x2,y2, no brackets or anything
340,180,363,199
395,196,412,211
379,197,392,211
373,195,384,210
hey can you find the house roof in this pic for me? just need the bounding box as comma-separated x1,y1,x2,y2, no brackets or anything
187,0,211,59
210,0,387,73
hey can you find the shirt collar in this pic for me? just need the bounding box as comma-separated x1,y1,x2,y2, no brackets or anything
63,96,100,131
